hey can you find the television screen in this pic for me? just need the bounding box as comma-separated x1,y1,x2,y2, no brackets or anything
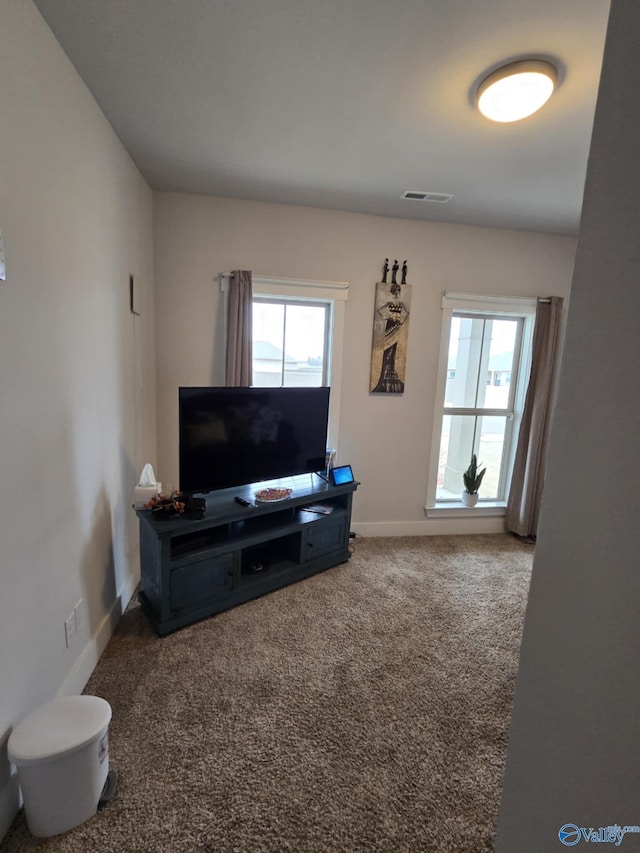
179,386,330,493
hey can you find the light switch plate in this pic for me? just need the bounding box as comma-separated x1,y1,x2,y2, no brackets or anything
0,227,5,281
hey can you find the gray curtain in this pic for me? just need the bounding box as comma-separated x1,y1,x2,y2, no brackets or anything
225,270,253,386
505,296,564,539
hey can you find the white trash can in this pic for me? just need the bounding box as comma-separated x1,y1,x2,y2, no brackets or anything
8,695,112,837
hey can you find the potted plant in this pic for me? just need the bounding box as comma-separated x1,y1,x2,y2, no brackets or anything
462,454,486,506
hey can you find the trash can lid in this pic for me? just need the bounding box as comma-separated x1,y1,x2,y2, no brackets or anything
8,696,112,766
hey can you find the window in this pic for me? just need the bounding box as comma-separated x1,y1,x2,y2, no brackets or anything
248,276,348,450
427,293,535,508
252,299,330,387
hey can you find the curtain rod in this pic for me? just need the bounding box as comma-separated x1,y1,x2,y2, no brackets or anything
443,291,553,304
218,273,349,291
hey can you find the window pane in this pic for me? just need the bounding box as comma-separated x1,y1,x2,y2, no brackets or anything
485,320,518,410
445,317,484,408
476,415,508,499
253,302,285,386
445,316,518,411
436,414,508,501
252,301,327,388
282,304,326,387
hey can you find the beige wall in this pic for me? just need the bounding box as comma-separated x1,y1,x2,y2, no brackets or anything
154,193,576,534
497,0,640,845
0,0,156,836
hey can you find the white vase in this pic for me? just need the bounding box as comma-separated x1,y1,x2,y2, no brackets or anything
461,491,478,507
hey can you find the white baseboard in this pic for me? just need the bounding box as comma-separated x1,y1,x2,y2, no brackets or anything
57,570,139,698
351,518,507,537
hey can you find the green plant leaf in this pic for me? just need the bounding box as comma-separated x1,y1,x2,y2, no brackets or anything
463,454,486,494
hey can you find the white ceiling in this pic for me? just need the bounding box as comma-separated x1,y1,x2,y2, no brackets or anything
33,0,610,236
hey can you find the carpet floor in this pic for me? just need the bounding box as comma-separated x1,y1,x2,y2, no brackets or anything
2,533,532,853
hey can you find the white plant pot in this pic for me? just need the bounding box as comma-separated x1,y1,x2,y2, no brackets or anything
461,492,478,507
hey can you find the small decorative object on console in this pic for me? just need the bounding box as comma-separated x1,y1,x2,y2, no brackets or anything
330,465,355,486
254,487,293,503
143,488,176,508
134,462,161,508
146,493,206,520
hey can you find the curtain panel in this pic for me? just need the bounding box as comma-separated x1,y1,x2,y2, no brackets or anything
505,296,564,539
225,270,253,387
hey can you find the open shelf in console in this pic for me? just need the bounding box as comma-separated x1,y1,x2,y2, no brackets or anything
229,506,296,540
240,534,302,581
170,527,230,560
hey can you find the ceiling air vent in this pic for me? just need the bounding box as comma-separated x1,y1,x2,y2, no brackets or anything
401,190,454,203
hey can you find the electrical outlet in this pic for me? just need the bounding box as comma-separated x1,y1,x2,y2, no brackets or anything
0,227,6,281
64,611,77,648
74,598,84,632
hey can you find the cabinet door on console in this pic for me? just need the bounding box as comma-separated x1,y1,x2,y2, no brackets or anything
305,519,348,561
170,554,235,612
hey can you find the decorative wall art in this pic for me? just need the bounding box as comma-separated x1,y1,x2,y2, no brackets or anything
369,259,412,393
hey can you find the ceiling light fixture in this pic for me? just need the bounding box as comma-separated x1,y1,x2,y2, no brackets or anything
476,60,557,123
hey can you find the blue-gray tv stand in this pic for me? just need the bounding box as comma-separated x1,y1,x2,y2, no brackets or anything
135,474,359,635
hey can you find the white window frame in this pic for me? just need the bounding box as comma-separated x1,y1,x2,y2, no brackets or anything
221,275,348,452
426,292,536,514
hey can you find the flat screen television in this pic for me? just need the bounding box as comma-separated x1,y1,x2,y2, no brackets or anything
179,386,330,494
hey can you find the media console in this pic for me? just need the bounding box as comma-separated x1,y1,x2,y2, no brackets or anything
135,474,359,635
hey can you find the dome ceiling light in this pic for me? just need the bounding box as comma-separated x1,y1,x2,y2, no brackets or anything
476,60,558,123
